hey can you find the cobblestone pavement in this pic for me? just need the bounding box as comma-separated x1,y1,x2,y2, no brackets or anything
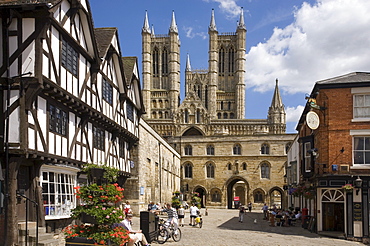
132,208,364,246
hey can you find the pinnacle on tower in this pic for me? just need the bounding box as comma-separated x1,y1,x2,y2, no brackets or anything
169,10,178,33
186,53,191,72
209,8,217,32
270,79,284,110
142,10,151,33
237,7,246,30
151,25,155,36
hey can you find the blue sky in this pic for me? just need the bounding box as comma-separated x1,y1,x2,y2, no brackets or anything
89,0,370,133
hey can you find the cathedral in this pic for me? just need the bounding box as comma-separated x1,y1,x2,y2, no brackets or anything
141,9,296,209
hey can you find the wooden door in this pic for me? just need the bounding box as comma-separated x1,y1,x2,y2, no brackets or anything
323,203,344,231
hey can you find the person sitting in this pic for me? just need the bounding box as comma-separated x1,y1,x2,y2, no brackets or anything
117,213,150,246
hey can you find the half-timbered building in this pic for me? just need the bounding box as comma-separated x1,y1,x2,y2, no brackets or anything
0,0,144,245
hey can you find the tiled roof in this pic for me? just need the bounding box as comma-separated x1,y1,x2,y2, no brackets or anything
316,72,370,85
0,0,60,6
94,27,116,58
122,57,137,83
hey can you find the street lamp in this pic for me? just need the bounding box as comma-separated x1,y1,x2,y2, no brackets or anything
354,176,363,195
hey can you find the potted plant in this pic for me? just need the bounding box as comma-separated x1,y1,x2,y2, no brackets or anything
64,165,130,246
342,183,354,193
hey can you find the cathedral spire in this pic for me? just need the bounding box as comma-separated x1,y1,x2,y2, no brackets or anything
142,10,151,33
271,79,283,109
209,8,217,32
186,53,192,72
169,10,178,33
237,7,246,30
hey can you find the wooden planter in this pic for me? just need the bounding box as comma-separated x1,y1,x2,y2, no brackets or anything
65,237,96,246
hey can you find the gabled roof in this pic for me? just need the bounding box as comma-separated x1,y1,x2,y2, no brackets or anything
94,27,117,58
122,57,137,84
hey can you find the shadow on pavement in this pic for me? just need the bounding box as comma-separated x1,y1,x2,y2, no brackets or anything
218,211,321,238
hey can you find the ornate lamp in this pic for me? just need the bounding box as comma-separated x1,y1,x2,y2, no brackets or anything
355,176,363,195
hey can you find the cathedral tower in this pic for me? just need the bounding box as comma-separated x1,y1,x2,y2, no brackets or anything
141,11,180,120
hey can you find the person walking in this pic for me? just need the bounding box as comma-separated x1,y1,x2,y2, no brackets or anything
262,203,269,220
238,204,245,222
189,203,199,226
248,202,252,212
177,205,185,227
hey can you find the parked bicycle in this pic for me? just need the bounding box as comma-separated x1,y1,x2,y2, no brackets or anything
156,218,182,244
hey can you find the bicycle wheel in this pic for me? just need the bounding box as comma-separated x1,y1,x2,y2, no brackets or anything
172,228,182,242
157,228,169,244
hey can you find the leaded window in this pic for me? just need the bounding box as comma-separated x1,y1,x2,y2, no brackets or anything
61,38,78,76
207,145,214,155
261,143,270,154
127,102,134,121
102,79,113,104
261,163,270,179
184,163,192,178
93,126,105,150
184,145,192,156
49,104,67,136
233,144,241,155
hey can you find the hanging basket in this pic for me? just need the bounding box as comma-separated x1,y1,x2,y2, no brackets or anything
80,212,97,224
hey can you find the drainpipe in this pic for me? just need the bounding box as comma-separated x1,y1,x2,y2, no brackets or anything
158,142,161,203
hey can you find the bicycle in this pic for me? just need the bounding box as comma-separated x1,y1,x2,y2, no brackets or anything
156,219,182,244
194,215,203,228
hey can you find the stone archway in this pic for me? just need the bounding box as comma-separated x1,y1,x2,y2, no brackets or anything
194,187,206,208
226,177,249,209
269,187,284,208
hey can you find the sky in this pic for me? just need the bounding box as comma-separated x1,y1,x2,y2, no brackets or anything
89,0,370,133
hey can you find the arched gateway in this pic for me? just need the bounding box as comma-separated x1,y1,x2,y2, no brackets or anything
226,177,249,209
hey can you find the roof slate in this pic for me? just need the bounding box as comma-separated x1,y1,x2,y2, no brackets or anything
94,27,116,58
122,57,137,83
316,72,370,85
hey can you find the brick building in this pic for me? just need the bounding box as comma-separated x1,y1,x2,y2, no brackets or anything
293,72,370,243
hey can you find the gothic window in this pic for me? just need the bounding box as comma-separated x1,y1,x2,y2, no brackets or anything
162,47,168,76
261,143,270,154
230,113,234,119
228,101,231,110
196,110,201,123
49,104,67,136
211,190,221,202
102,78,113,105
152,100,157,108
217,113,221,119
233,144,241,155
220,101,224,110
228,47,235,74
61,38,78,76
153,48,159,77
184,109,189,123
184,163,193,178
184,145,192,156
206,163,215,178
242,163,247,170
205,86,208,109
254,191,264,203
165,111,169,119
227,163,232,170
152,111,157,119
261,163,270,179
223,113,228,119
93,126,105,150
207,145,215,155
197,85,202,99
159,112,163,119
218,47,225,75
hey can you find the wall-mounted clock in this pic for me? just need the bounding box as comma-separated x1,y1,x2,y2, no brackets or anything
306,111,319,130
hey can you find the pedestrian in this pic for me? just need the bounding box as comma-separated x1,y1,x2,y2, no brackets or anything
147,201,153,211
262,203,268,220
189,203,199,226
124,201,132,215
178,205,185,227
238,204,245,222
248,202,252,212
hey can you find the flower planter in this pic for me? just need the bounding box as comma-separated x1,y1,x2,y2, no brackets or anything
89,168,105,184
65,237,95,246
116,175,128,187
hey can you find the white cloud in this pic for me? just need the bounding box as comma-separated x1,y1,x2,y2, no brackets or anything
204,0,242,18
286,105,305,123
246,0,370,94
183,26,207,39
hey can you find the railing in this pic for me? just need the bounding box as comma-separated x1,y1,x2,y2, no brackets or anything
17,191,39,246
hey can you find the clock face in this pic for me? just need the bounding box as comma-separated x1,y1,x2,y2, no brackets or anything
306,111,320,130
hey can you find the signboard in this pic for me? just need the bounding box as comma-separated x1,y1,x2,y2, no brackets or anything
233,196,240,201
354,202,362,221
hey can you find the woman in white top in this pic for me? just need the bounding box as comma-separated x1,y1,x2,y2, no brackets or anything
177,205,185,227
